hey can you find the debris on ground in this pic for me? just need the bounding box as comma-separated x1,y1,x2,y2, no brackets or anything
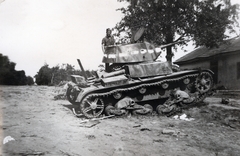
13,151,45,155
162,129,176,135
80,115,115,123
162,129,188,137
221,98,230,104
140,128,151,131
79,115,115,128
173,114,194,121
133,125,141,128
79,120,101,128
153,139,163,143
104,134,112,137
54,94,66,100
53,81,69,100
85,135,96,140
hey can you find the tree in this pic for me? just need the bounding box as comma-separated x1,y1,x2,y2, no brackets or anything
0,53,33,85
35,64,52,85
50,63,76,85
26,76,34,85
35,63,96,85
115,0,239,63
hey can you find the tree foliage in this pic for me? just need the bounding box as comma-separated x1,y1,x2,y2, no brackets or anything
35,64,52,85
0,53,34,85
115,0,239,62
35,63,95,86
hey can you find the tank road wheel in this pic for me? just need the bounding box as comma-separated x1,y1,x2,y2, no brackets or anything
162,83,169,89
66,87,79,105
156,105,165,115
80,96,104,118
139,87,147,94
113,92,122,100
195,72,214,102
143,104,153,114
132,104,153,115
156,104,177,116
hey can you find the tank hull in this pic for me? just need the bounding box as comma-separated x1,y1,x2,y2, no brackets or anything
68,69,214,118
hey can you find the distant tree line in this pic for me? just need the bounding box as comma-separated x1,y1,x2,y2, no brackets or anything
34,63,95,86
0,53,34,85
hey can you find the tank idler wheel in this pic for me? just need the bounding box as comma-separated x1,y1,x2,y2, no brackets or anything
66,86,79,105
195,72,214,103
195,72,213,93
81,97,104,119
105,105,115,116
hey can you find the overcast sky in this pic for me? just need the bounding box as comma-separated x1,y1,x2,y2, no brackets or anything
0,0,239,77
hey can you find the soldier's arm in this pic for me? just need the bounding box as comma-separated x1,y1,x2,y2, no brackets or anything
102,44,105,53
102,39,106,53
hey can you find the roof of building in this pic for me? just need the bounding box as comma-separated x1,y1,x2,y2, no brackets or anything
174,36,240,64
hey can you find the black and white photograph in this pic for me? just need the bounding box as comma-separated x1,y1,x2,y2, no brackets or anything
1,0,240,155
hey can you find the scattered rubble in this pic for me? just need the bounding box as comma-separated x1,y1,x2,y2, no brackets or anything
221,98,230,104
140,128,151,131
173,114,195,121
85,135,96,140
79,115,115,128
79,120,101,128
162,129,188,137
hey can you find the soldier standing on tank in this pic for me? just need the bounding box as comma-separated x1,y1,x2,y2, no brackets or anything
102,28,115,72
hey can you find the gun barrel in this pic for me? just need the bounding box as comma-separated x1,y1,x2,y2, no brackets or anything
157,40,187,49
77,59,88,80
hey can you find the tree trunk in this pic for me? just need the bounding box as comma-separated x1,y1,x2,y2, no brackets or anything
51,73,54,85
165,33,174,66
166,46,173,64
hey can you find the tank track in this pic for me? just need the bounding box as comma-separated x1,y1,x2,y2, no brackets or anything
80,71,213,118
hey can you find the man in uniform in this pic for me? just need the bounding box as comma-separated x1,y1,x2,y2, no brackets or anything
102,28,115,72
102,28,115,52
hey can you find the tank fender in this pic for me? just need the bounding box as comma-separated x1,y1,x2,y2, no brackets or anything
204,69,214,75
196,68,214,75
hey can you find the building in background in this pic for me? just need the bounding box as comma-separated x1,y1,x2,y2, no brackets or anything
174,36,240,90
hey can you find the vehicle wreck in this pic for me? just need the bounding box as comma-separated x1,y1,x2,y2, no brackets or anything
66,41,214,119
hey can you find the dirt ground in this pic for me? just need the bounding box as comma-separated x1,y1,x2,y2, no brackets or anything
0,85,240,156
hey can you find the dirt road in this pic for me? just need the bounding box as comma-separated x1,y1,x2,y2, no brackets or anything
1,86,240,156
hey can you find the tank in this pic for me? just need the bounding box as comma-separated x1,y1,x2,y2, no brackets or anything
66,42,214,118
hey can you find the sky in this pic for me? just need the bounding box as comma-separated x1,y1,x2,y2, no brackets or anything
0,0,240,77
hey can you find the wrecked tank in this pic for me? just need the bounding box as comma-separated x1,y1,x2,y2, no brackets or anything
67,42,214,118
